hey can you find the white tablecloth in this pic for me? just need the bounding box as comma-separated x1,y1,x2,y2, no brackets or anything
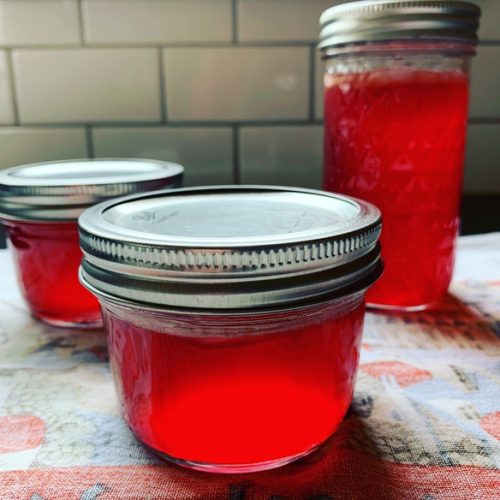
0,233,499,499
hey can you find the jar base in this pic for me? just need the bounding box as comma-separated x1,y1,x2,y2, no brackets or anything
367,301,436,313
144,442,320,474
34,313,103,329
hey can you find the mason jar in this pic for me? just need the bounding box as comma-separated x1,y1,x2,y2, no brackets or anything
319,0,480,310
0,159,183,327
78,186,382,473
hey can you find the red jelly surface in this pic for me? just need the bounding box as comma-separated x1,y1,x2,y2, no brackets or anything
103,300,365,469
4,220,100,326
324,69,469,309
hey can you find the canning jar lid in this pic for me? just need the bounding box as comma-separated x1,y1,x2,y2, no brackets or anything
319,0,481,51
0,159,184,222
79,185,383,310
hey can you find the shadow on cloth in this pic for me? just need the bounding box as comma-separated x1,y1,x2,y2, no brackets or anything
366,292,499,349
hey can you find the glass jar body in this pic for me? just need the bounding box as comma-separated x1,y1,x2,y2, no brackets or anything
100,293,366,473
323,42,474,310
3,219,100,327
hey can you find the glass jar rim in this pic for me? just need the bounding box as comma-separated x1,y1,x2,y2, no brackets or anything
79,185,383,310
320,39,477,59
0,158,184,222
97,286,366,338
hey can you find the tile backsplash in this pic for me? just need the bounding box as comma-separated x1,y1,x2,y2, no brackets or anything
240,126,323,188
13,48,161,123
163,47,310,121
82,0,233,45
0,51,14,124
0,0,498,193
0,0,80,46
92,126,234,186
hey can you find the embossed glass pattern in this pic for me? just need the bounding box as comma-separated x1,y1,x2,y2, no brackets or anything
101,293,366,473
322,41,477,311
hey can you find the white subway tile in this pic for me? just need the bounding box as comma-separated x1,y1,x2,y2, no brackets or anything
93,127,233,186
0,127,88,169
0,51,14,124
238,0,336,42
475,0,500,41
82,0,232,45
163,47,309,121
470,46,500,119
13,49,160,124
465,124,500,194
0,0,79,46
240,126,322,188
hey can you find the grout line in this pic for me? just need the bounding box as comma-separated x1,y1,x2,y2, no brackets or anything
158,48,167,123
239,40,321,47
232,126,240,184
85,125,94,158
462,194,500,199
77,0,85,46
0,124,93,130
5,49,20,125
469,117,500,125
150,119,321,127
0,120,323,128
0,44,218,50
308,44,316,123
478,40,500,46
1,40,500,50
5,121,164,128
231,0,238,45
0,41,325,50
1,117,500,131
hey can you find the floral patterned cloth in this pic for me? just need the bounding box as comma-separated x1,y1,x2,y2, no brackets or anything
0,235,499,499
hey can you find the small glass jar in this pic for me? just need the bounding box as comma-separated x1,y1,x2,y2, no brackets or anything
0,159,183,328
79,186,382,473
319,1,480,311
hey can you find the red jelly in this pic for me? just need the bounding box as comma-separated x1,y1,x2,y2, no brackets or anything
4,220,100,326
79,186,382,472
0,159,183,327
324,69,468,309
319,1,480,310
103,296,365,470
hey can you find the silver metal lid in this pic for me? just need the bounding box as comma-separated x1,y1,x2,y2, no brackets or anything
78,185,382,310
0,159,184,221
319,0,481,51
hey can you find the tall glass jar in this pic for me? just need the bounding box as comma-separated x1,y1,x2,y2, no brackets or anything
319,0,480,311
